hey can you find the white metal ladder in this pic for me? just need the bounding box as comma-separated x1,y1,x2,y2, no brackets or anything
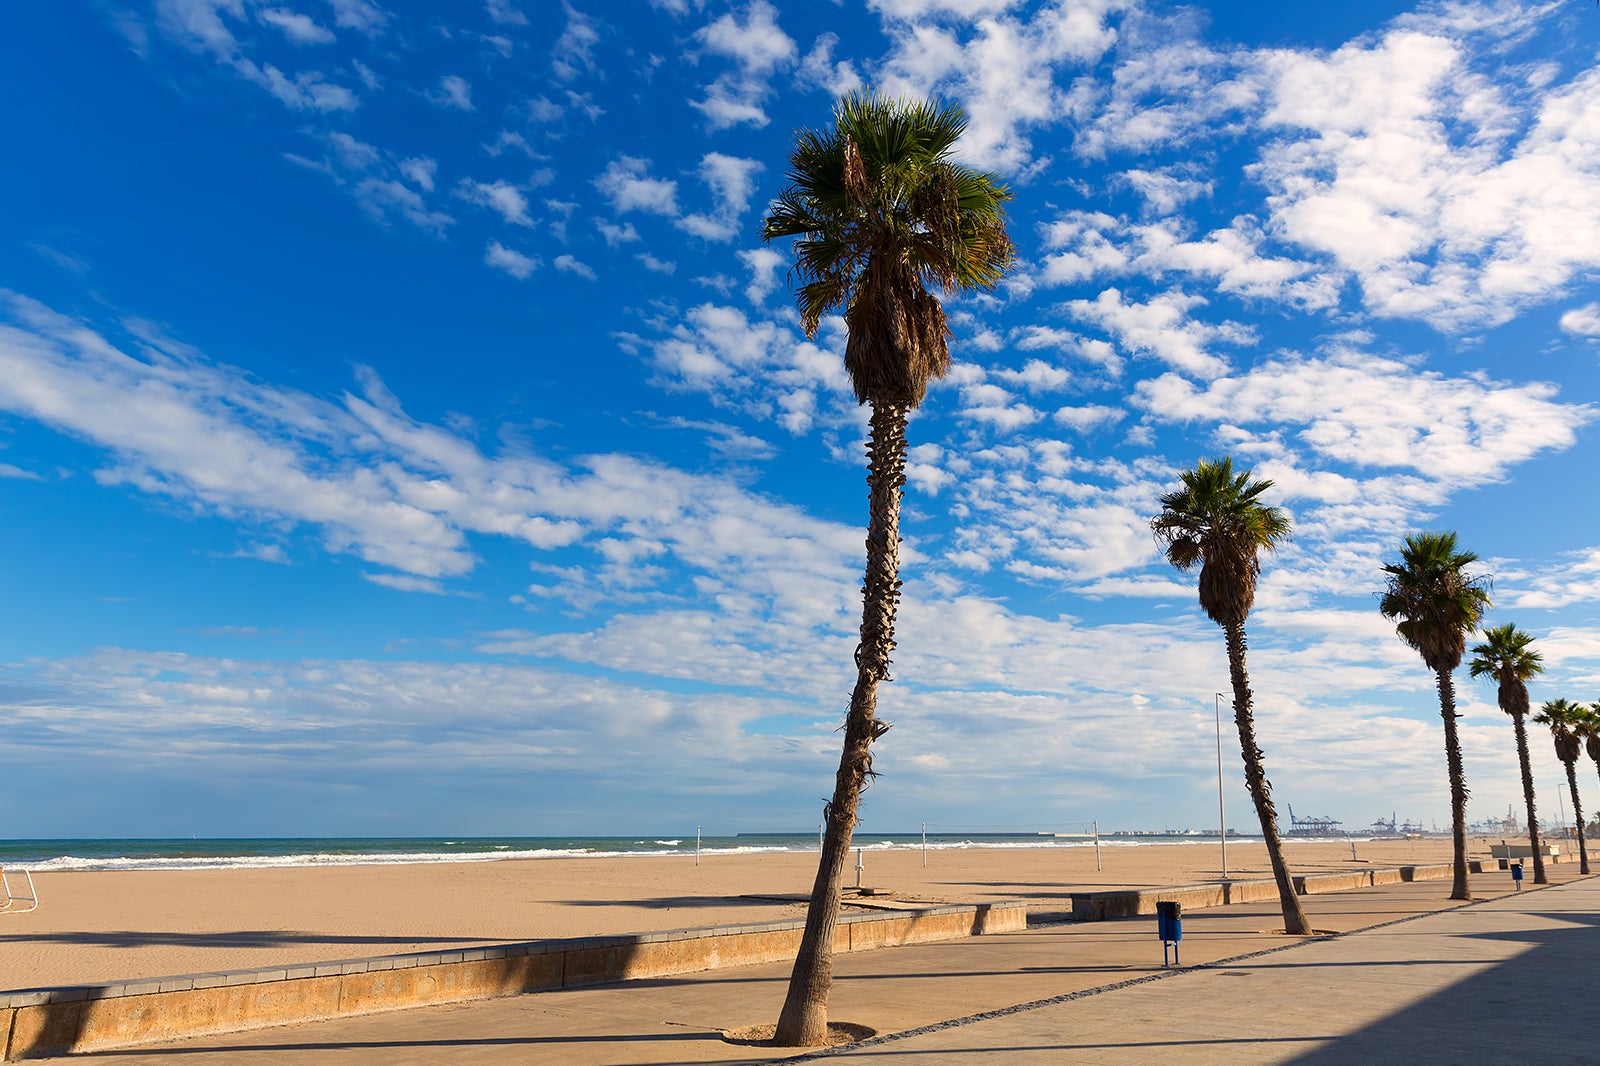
1,867,38,914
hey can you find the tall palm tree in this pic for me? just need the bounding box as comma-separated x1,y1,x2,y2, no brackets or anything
1152,457,1310,935
1468,624,1547,884
762,90,1013,1047
1378,532,1491,900
1533,699,1590,875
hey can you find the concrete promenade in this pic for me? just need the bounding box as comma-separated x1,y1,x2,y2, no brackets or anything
30,868,1595,1064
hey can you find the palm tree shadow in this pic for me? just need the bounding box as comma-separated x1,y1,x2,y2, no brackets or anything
1286,911,1600,1063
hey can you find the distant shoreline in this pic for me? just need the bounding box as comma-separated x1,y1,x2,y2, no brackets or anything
0,831,1463,872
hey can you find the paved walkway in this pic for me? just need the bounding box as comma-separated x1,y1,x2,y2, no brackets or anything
40,869,1595,1064
821,875,1600,1064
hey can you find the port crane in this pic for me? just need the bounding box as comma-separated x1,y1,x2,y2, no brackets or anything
1285,803,1343,835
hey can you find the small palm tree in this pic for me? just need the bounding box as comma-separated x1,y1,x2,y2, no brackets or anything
1379,532,1491,900
763,89,1013,1047
1469,624,1547,883
1152,456,1310,935
1533,699,1590,875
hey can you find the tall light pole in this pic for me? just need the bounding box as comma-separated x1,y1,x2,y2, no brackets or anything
1215,692,1229,878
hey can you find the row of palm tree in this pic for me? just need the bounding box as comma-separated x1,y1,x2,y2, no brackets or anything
1149,467,1598,936
761,88,1587,1044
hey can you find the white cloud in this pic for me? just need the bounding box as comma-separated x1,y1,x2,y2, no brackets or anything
638,253,676,275
958,382,1040,432
694,0,796,75
485,241,539,279
257,7,335,45
737,247,785,302
352,178,452,233
527,95,564,123
596,220,640,246
1065,288,1241,379
875,0,1125,172
1120,168,1210,215
429,74,473,111
1560,302,1600,337
552,4,600,81
485,0,527,27
325,0,386,33
554,254,597,280
398,157,436,192
1053,404,1124,432
365,572,446,594
1252,28,1600,330
797,33,862,96
595,157,679,216
457,179,533,226
678,153,764,242
1135,347,1592,484
150,0,358,110
689,1,797,130
0,296,872,628
1502,548,1600,609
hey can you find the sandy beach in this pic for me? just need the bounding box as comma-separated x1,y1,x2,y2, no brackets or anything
1,837,1506,991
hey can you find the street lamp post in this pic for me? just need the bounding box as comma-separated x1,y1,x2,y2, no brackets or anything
1215,692,1228,878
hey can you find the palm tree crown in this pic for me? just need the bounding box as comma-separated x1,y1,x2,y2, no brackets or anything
1536,699,1586,765
1468,623,1543,718
1379,532,1492,674
1151,456,1289,627
762,91,1013,407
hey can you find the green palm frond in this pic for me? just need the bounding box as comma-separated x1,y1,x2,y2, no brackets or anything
1379,531,1492,675
1535,698,1585,764
1468,623,1543,718
761,89,1014,407
1151,456,1290,626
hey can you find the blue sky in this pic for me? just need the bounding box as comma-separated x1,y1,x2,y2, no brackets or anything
3,0,1598,838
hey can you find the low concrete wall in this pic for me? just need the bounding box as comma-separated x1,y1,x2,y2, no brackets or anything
1070,884,1225,921
1071,860,1508,923
0,902,1024,1061
1222,880,1281,905
1294,872,1373,895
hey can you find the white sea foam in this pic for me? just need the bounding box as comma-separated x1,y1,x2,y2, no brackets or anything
15,834,1275,872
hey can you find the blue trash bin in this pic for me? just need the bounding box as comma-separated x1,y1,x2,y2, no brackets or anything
1156,900,1182,965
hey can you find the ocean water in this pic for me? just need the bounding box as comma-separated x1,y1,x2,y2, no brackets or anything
0,831,1263,873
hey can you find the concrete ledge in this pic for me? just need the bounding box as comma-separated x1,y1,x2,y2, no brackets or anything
1222,879,1281,905
1294,872,1373,895
1070,883,1225,921
0,902,1024,1061
1401,864,1454,882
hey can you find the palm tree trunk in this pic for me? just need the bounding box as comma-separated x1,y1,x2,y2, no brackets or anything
1223,620,1311,935
774,400,909,1047
1435,669,1471,900
1564,761,1589,875
1511,712,1547,884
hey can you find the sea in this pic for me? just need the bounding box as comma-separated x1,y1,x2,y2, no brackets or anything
0,831,1264,873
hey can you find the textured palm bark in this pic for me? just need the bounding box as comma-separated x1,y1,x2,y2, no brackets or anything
1511,713,1547,884
1435,669,1471,900
1564,761,1590,875
774,400,909,1047
1223,621,1311,936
